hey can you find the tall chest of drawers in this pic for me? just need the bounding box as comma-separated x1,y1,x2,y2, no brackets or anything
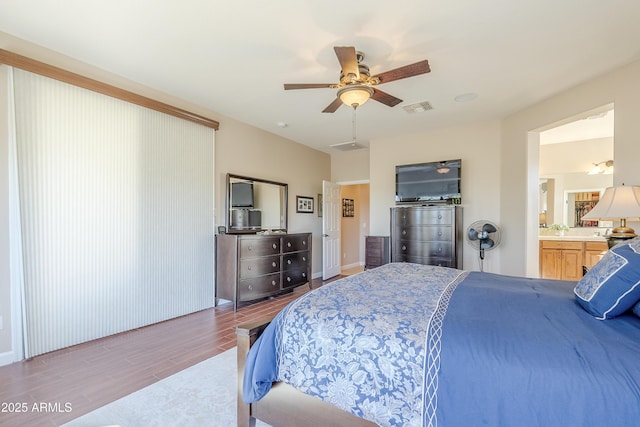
390,206,463,269
215,232,311,311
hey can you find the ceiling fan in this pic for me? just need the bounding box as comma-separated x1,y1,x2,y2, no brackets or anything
284,46,431,113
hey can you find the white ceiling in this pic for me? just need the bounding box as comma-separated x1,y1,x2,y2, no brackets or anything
1,0,638,153
540,109,614,145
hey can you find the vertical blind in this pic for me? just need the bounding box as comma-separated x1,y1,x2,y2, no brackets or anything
11,69,214,357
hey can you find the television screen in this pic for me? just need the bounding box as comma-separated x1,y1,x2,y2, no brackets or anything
395,159,461,204
231,181,254,207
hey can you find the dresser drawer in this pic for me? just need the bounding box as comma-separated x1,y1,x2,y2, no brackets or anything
282,251,310,271
393,207,452,226
239,255,280,278
282,234,310,253
394,255,455,268
395,240,453,258
394,225,452,242
239,237,280,257
238,273,281,301
282,269,309,289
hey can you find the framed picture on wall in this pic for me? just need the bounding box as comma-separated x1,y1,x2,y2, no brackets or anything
317,194,323,217
342,198,354,217
296,196,314,213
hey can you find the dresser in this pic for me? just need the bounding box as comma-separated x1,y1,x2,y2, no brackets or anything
215,232,312,311
365,236,390,270
390,205,463,269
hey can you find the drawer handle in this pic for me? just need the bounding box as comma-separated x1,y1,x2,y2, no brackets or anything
271,280,277,286
438,247,442,252
402,230,406,235
302,273,306,278
438,231,442,236
287,259,292,264
302,256,306,262
248,266,252,271
287,242,292,247
272,261,277,267
402,245,407,251
272,243,277,249
248,285,253,290
438,215,442,219
287,276,291,282
247,246,252,251
303,241,306,246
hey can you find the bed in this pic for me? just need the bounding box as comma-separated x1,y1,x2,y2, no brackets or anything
236,239,640,427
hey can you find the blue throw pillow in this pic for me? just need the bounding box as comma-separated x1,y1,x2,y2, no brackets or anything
574,237,640,319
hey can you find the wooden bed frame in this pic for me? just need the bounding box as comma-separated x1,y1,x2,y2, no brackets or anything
237,318,377,427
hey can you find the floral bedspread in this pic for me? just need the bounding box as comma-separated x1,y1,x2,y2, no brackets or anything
274,262,467,427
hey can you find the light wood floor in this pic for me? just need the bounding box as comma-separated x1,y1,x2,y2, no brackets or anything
0,276,341,427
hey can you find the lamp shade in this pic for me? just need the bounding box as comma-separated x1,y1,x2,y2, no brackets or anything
338,86,373,107
581,185,640,221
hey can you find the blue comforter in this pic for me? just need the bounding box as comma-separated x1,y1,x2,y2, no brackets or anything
243,263,640,427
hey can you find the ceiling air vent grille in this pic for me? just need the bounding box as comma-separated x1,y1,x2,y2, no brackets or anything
403,101,433,114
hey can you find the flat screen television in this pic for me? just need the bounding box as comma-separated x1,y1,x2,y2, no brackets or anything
231,181,254,208
395,159,461,204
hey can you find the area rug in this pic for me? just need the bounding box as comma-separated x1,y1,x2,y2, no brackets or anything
64,347,270,427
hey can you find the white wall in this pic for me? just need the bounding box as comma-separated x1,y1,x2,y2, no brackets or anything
369,120,502,273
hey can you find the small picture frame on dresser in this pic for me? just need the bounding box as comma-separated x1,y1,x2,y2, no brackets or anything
296,196,314,213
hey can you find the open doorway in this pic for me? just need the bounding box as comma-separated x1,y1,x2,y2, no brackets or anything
534,104,614,278
339,182,370,275
538,106,614,229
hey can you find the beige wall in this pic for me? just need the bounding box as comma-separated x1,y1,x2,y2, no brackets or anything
340,184,369,268
345,59,640,277
331,149,369,183
0,33,330,363
215,116,330,276
502,58,640,277
369,120,503,272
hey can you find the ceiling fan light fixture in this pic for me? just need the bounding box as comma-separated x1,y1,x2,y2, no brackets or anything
588,160,614,175
338,86,374,108
436,162,451,174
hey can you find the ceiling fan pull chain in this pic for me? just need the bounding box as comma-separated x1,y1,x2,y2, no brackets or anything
352,106,357,143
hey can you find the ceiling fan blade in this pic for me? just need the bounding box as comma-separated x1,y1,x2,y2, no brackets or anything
371,88,403,107
372,60,431,84
322,97,343,113
284,83,334,90
334,46,360,79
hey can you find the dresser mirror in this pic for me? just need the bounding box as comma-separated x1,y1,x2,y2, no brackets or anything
225,173,288,233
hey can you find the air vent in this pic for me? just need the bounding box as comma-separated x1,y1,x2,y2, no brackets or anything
403,101,433,114
330,141,367,151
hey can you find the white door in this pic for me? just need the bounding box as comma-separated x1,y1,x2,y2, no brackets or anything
322,180,341,279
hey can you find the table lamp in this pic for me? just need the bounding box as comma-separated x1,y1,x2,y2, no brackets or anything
581,184,640,248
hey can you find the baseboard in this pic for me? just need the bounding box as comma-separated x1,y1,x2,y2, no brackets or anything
0,350,16,367
341,262,364,271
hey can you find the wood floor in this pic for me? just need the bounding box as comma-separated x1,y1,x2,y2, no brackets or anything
0,276,340,427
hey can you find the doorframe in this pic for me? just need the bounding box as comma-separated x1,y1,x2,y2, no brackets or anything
334,179,370,274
